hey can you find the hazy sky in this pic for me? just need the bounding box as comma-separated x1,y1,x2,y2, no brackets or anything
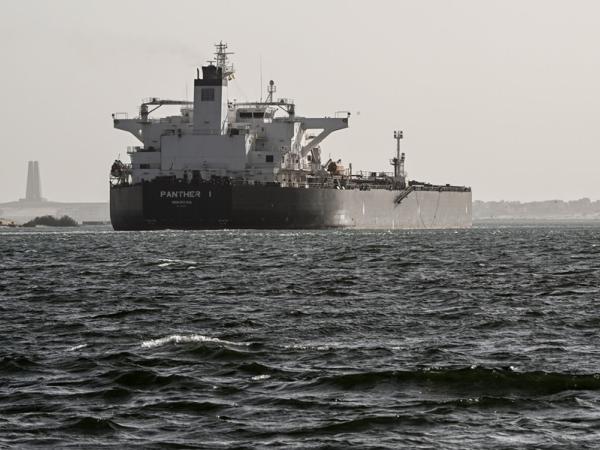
1,0,598,202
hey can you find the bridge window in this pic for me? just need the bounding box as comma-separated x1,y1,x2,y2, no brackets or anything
201,88,215,101
239,112,252,118
253,112,264,118
266,155,274,163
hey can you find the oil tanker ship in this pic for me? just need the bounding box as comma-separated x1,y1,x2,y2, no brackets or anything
110,43,471,230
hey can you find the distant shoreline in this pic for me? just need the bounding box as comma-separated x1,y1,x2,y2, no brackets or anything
474,218,600,224
473,199,600,221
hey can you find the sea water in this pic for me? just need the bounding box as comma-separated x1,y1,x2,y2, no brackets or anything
1,224,600,448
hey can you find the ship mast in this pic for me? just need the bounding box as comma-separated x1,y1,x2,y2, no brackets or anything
214,41,235,79
392,130,404,179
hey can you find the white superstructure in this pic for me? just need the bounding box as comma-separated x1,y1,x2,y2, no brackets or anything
112,42,349,187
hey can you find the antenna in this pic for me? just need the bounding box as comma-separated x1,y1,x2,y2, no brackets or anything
266,80,276,103
260,55,263,102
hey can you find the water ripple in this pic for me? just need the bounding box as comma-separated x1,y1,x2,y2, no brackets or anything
1,224,600,448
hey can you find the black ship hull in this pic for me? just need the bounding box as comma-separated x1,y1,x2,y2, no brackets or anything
110,181,472,230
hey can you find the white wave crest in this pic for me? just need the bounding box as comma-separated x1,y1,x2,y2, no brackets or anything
251,374,271,381
157,258,197,267
67,344,88,351
141,334,251,349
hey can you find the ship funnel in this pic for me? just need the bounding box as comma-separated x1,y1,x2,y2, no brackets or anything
192,42,232,134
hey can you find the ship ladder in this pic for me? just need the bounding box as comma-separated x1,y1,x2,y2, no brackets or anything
394,186,414,205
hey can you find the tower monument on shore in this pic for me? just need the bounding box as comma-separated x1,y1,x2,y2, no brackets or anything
22,161,45,203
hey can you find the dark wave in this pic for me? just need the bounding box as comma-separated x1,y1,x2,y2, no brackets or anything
287,414,433,436
237,361,281,376
91,307,161,319
97,387,133,401
138,400,228,414
0,354,40,373
103,369,193,390
182,344,255,361
58,416,130,435
315,367,600,395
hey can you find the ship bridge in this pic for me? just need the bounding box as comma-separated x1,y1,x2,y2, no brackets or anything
111,42,350,185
